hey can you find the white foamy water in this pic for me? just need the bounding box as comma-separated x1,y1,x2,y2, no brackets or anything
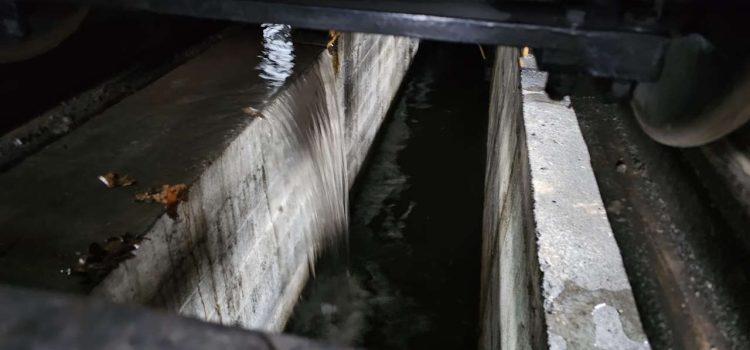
286,68,436,348
262,49,349,272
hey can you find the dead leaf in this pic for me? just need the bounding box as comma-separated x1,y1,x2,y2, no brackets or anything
70,233,147,283
98,172,136,188
242,106,265,119
135,184,189,219
326,30,340,51
161,184,188,219
134,188,159,203
161,184,188,203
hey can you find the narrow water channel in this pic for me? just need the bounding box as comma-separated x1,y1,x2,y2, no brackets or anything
285,42,490,349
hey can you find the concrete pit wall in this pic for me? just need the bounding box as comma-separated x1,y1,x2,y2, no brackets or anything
0,28,417,331
480,48,650,349
480,47,546,350
102,32,419,329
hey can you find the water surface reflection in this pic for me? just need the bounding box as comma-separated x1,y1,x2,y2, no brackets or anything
257,23,295,92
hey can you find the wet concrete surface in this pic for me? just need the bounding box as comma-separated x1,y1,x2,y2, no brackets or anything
0,11,226,169
285,42,489,349
572,82,750,349
0,11,221,134
0,24,418,331
0,26,325,294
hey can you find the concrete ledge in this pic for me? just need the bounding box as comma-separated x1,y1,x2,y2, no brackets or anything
0,27,417,331
523,61,649,349
480,49,649,349
480,47,545,350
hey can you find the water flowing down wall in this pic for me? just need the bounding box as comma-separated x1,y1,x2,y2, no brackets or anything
0,27,417,331
99,32,417,330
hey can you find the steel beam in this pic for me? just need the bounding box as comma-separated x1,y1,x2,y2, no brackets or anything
36,0,669,81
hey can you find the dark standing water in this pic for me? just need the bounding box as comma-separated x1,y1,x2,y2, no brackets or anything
285,42,490,349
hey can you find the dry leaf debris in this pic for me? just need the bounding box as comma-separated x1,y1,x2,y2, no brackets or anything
242,106,265,119
70,233,147,282
98,172,136,188
135,184,189,219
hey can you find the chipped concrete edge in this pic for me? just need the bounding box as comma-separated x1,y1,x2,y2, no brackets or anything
481,49,650,350
521,57,650,349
